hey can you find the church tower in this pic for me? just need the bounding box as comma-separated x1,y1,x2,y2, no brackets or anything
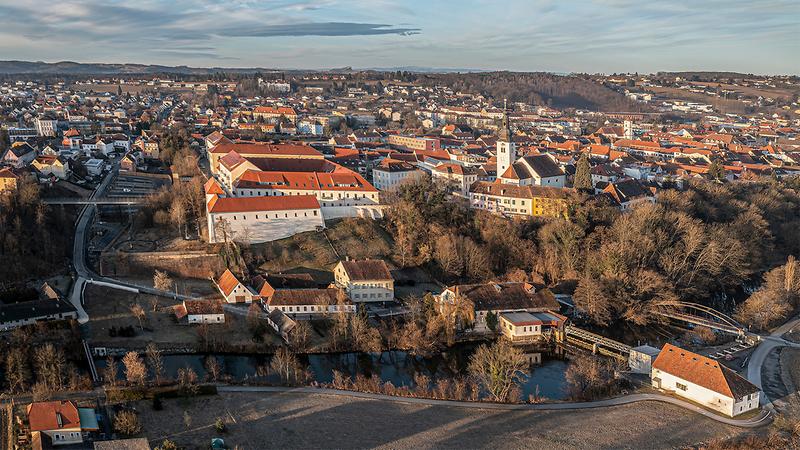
496,99,516,178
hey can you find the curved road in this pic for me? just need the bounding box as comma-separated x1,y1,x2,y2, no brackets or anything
746,315,800,408
217,385,772,428
68,163,193,324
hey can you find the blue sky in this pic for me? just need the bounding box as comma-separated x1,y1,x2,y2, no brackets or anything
0,0,797,74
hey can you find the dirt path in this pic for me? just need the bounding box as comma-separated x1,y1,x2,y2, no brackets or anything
138,391,740,449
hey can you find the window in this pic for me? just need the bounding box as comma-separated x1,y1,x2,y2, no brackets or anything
676,382,688,391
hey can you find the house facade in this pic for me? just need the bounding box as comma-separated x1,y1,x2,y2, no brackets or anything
174,300,226,324
469,182,570,219
438,282,560,333
334,259,394,303
651,344,760,417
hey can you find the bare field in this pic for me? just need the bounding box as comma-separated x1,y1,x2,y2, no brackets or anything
136,391,738,450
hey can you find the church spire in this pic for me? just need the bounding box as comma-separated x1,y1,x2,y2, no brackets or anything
498,98,511,142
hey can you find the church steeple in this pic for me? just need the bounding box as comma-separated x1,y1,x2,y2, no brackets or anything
498,98,512,142
496,98,516,180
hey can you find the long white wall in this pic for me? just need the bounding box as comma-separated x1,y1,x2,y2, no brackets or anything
208,208,325,244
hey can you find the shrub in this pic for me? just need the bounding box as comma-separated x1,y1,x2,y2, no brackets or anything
113,410,141,436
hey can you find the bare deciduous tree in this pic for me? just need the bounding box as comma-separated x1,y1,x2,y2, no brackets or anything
122,352,146,386
467,340,527,403
130,304,146,331
146,343,164,384
113,410,141,436
153,270,173,292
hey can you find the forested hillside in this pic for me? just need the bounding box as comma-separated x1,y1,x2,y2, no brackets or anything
421,72,649,111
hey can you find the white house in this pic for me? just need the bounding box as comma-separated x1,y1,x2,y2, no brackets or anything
83,158,106,176
334,259,394,303
438,282,560,333
214,269,257,304
261,288,356,318
206,194,325,244
372,158,424,191
498,311,566,343
174,300,226,324
651,344,760,417
432,162,479,196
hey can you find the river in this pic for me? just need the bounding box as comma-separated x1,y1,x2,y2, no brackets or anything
96,346,571,400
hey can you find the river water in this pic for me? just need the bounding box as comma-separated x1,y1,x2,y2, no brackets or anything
97,347,570,400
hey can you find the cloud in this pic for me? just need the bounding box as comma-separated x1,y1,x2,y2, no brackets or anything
219,22,420,37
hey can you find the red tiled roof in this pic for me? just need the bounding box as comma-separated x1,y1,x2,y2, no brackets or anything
254,106,297,116
210,142,321,158
204,177,225,195
208,194,320,214
652,344,758,399
216,269,242,297
339,259,392,281
27,401,80,432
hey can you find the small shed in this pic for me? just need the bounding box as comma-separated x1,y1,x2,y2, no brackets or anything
629,345,661,374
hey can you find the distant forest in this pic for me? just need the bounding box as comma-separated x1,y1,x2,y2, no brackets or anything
418,72,649,112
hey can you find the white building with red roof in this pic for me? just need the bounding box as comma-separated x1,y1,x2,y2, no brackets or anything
26,401,83,446
651,344,760,417
207,194,324,244
214,269,258,303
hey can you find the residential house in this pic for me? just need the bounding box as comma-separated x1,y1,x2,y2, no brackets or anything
651,344,760,417
438,282,559,333
2,142,36,168
174,299,226,324
214,269,257,304
603,178,655,211
334,259,394,303
372,158,424,191
0,168,19,192
32,155,70,179
432,163,479,196
27,401,83,446
261,288,356,318
0,291,78,331
469,182,570,219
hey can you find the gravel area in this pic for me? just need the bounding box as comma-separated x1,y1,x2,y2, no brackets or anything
137,391,739,449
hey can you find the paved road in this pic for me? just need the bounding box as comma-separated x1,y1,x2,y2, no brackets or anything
746,314,800,408
217,385,772,428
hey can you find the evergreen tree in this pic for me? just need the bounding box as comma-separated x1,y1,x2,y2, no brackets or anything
708,159,725,181
574,153,593,191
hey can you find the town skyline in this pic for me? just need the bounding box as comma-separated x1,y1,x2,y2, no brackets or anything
0,0,798,74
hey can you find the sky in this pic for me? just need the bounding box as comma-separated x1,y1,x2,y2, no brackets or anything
0,0,798,74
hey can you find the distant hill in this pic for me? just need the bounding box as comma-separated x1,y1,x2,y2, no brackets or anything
0,60,271,75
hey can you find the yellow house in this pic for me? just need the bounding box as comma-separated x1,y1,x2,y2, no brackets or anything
0,168,18,192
